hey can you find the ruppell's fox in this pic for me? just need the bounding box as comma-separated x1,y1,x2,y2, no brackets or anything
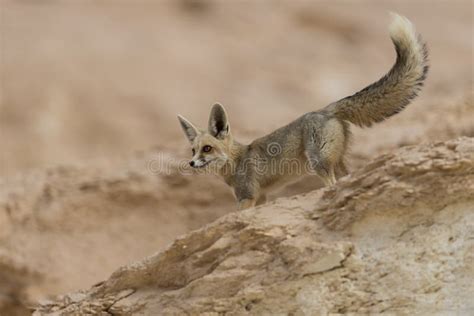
177,14,428,210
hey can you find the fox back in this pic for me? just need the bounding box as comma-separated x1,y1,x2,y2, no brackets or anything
177,13,428,210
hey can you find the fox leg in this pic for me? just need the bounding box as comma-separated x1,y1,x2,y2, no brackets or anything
336,161,349,178
256,194,267,206
304,120,345,186
305,153,337,186
239,193,266,209
237,198,257,210
234,177,259,210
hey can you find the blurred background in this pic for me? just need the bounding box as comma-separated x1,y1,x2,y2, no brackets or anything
1,0,472,176
0,0,472,314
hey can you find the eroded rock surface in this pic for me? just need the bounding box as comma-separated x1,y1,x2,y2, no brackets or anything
0,151,235,316
34,137,474,315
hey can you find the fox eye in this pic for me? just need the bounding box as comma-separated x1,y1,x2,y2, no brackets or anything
202,145,212,153
192,148,196,155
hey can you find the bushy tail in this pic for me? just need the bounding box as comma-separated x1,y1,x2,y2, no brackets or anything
325,13,429,127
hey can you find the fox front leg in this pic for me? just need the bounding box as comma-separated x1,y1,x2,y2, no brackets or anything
256,194,267,206
237,198,257,210
234,180,259,210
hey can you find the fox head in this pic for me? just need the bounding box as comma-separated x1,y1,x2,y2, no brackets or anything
178,103,233,170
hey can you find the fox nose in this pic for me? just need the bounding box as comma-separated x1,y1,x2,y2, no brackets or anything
189,161,195,167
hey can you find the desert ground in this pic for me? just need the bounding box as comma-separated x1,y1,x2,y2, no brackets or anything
0,0,473,315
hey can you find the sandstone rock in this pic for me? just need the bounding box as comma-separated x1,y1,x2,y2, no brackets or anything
33,137,474,315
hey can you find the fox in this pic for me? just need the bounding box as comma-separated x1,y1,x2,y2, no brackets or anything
177,13,428,210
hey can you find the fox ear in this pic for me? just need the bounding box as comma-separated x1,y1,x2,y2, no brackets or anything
177,115,199,143
208,103,230,139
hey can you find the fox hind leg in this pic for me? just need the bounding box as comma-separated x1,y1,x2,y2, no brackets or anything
305,151,337,186
304,118,346,186
336,160,349,178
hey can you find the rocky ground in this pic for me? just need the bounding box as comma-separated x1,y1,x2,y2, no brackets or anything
33,137,474,315
0,0,473,315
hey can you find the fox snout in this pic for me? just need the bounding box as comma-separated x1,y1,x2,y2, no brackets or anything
189,157,214,168
189,159,205,168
